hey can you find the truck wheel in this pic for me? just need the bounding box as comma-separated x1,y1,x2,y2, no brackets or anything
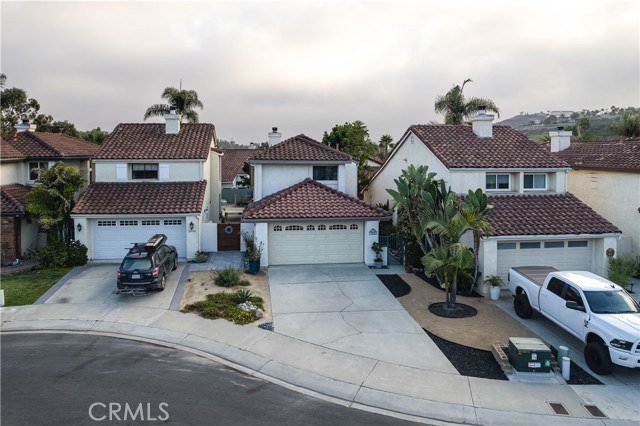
158,274,166,291
584,341,614,375
514,293,533,318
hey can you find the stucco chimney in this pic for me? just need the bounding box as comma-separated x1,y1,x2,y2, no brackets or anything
470,106,494,138
15,117,36,132
268,127,281,145
549,127,572,152
164,108,181,135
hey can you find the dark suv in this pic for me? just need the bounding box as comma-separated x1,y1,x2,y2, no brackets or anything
116,234,178,294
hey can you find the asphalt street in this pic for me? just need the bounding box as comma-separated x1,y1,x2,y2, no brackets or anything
1,333,426,426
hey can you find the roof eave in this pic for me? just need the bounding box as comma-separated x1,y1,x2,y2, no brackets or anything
241,215,391,223
485,232,622,240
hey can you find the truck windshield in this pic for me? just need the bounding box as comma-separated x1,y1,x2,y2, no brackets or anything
583,290,640,314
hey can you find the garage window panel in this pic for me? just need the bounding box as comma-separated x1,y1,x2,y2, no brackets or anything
164,219,182,226
142,220,160,226
568,241,588,248
306,225,315,231
98,220,116,226
273,225,282,231
350,224,359,230
520,242,541,249
120,220,138,226
544,241,564,248
318,225,326,230
285,225,303,231
497,242,517,250
329,224,347,230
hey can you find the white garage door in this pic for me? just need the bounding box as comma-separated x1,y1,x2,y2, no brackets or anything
92,218,187,260
496,239,592,281
268,222,363,265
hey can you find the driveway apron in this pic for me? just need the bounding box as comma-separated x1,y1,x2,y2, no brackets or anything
268,264,457,374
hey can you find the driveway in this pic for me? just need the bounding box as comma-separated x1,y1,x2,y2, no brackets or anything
43,262,185,310
268,264,457,374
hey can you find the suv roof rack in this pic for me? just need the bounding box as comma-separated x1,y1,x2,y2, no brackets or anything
127,234,167,254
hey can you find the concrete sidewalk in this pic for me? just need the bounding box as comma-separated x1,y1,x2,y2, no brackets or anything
2,299,638,425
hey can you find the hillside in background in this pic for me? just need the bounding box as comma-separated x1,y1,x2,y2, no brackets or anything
498,106,640,142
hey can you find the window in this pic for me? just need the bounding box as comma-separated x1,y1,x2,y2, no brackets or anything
520,242,541,249
524,174,547,190
318,225,326,230
142,220,160,226
132,163,159,179
273,225,282,231
119,220,138,226
350,224,359,230
97,220,116,227
306,225,315,231
497,242,516,250
564,286,584,307
164,219,182,226
547,277,565,297
544,241,564,248
486,174,510,190
329,224,347,230
29,162,48,180
313,166,338,181
568,240,588,248
285,225,303,231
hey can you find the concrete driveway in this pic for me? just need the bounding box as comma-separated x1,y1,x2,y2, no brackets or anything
268,264,457,374
42,262,185,310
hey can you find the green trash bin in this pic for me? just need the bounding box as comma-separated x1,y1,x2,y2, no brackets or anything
508,337,552,373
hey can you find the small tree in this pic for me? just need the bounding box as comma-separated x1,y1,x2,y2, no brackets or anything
27,162,84,242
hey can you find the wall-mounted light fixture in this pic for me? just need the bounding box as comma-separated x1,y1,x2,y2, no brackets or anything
76,223,82,233
189,221,195,232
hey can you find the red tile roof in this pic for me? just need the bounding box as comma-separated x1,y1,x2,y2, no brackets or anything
71,181,207,215
242,178,390,221
487,193,621,237
1,132,100,160
95,123,216,160
1,183,32,215
249,134,355,162
408,125,569,169
552,138,640,172
221,149,254,182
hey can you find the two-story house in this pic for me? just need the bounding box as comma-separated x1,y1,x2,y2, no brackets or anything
71,112,222,260
0,121,99,263
364,111,621,287
241,130,390,266
550,136,640,257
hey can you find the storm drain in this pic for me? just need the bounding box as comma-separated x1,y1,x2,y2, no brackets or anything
548,402,570,416
583,404,607,418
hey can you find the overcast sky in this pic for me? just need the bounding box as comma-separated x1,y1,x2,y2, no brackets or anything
2,0,638,144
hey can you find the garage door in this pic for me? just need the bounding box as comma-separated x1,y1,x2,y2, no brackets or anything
92,218,187,260
268,222,363,265
496,239,592,281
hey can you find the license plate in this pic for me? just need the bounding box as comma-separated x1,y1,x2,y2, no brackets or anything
132,274,140,279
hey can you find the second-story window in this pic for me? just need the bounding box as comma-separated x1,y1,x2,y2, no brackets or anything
132,163,158,179
313,166,338,181
524,174,547,190
486,173,510,191
29,161,48,180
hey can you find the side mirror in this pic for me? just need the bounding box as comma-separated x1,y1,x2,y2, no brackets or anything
566,301,586,312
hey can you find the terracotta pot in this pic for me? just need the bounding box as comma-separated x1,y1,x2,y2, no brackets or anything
404,265,413,273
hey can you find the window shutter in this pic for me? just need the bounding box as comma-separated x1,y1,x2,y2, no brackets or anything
116,164,127,180
159,164,169,180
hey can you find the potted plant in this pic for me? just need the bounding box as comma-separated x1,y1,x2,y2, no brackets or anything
485,275,504,300
371,242,383,269
243,232,263,274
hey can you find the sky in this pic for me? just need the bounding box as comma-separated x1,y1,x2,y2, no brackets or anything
1,0,638,145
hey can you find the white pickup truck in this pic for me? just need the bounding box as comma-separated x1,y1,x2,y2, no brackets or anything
508,266,640,375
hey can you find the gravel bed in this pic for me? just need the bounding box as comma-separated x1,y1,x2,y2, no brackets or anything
550,346,602,385
413,270,484,298
376,274,411,297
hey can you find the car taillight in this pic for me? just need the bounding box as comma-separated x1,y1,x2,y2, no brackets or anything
152,267,159,278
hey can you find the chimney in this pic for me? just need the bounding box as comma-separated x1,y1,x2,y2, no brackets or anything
164,107,181,135
268,127,281,145
470,106,494,138
15,117,36,132
549,126,572,152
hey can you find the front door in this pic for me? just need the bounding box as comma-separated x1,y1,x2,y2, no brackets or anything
217,224,241,251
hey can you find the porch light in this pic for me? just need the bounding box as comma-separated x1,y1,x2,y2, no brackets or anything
76,223,82,233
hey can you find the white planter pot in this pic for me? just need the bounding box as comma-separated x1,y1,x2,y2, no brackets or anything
489,286,501,300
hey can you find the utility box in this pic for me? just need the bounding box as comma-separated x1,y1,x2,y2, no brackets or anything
508,337,552,373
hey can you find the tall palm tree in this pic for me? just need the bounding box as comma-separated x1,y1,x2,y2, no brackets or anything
144,86,204,123
434,78,500,125
460,189,493,294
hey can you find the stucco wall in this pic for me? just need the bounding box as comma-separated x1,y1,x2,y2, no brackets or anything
257,163,352,200
1,162,21,184
568,170,639,257
94,160,205,182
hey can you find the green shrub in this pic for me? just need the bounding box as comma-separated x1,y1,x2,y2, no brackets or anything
608,256,640,289
67,240,88,266
233,289,253,303
228,306,257,325
26,238,68,268
214,267,250,287
182,291,263,324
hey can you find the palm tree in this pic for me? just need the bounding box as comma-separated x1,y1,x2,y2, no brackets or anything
144,86,204,123
610,112,640,137
460,189,493,294
434,78,500,125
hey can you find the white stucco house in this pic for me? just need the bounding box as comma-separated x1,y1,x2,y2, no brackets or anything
71,112,222,260
0,121,99,263
241,130,391,266
551,136,640,257
364,112,621,289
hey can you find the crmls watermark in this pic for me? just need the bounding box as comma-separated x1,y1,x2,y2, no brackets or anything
89,402,169,422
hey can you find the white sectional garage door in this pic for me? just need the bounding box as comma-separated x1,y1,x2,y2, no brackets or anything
496,239,592,281
92,218,187,260
268,222,363,265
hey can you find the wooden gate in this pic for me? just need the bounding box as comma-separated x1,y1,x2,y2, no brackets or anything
217,223,241,251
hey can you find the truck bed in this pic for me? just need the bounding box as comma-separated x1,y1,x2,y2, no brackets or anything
511,266,558,286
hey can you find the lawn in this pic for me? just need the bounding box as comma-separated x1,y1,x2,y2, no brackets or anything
1,267,71,306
